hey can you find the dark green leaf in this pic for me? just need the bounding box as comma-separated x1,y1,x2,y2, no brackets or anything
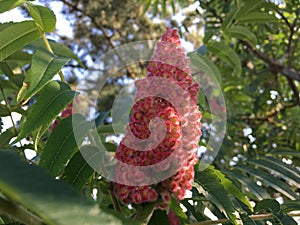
62,146,95,190
0,129,16,148
248,157,300,188
148,209,169,225
17,49,70,102
0,104,10,116
39,114,93,177
15,81,77,142
0,21,40,62
235,165,298,200
27,3,56,32
0,149,129,225
226,170,270,200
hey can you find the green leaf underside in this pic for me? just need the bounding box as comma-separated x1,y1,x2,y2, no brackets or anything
0,21,40,62
16,81,77,142
0,150,126,225
17,49,70,102
39,114,93,177
27,3,56,32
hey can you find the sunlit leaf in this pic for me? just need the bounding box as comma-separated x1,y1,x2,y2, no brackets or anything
27,3,56,32
0,21,40,62
39,114,93,177
17,49,70,102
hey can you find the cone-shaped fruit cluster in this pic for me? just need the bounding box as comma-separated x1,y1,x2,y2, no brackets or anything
113,28,202,208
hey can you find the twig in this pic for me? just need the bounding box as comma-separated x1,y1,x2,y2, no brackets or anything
60,0,143,78
0,196,45,225
191,212,300,225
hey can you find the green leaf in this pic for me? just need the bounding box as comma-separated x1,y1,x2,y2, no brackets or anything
142,0,151,14
282,200,300,213
194,165,239,225
190,52,222,84
0,149,129,225
169,197,189,225
247,157,300,188
27,39,84,67
148,209,169,225
39,114,93,177
62,146,95,190
0,21,40,62
17,49,70,102
235,165,298,200
2,51,32,65
0,129,16,148
0,0,25,13
268,149,300,158
211,168,253,211
255,199,297,225
0,78,19,91
226,170,270,200
0,104,10,116
235,0,264,20
207,41,242,76
225,26,257,47
27,3,56,32
237,12,278,23
15,81,77,142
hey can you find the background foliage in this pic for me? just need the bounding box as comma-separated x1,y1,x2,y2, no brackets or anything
0,0,299,224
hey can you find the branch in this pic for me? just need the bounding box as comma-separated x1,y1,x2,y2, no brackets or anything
191,212,300,225
60,0,140,78
243,41,300,81
240,103,298,125
0,196,45,225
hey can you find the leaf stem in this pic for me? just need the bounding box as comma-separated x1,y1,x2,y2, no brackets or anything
0,196,45,225
190,212,300,225
108,189,121,212
41,33,67,83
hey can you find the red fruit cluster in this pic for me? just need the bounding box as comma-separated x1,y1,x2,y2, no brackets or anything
113,28,202,209
50,102,75,131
